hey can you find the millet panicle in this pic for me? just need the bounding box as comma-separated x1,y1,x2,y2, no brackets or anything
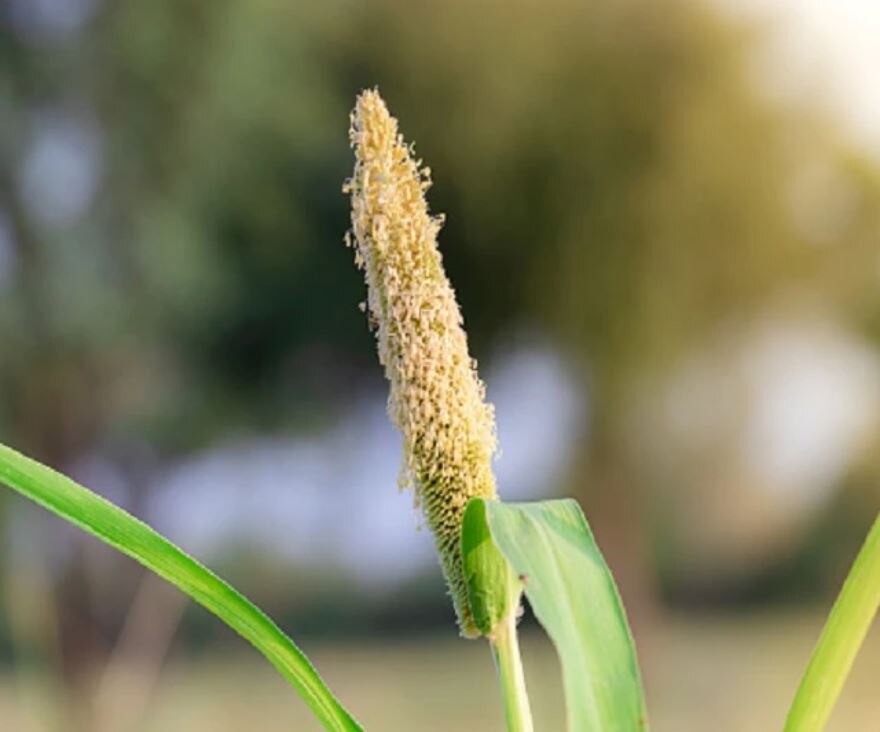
344,89,498,637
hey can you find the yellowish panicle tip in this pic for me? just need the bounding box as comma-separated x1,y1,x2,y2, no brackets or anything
345,89,498,637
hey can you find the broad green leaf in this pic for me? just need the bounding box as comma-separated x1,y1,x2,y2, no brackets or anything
0,442,362,732
478,498,648,731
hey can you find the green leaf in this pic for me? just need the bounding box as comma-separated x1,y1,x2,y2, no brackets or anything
461,497,519,635
477,497,648,732
784,512,880,732
463,498,535,732
0,442,362,732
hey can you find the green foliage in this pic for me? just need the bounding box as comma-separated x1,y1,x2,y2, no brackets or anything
0,443,362,732
472,498,648,731
785,513,880,732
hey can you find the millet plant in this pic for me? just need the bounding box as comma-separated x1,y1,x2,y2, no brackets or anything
0,90,878,731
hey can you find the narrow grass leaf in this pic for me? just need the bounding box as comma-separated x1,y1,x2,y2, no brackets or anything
0,442,362,732
785,512,880,732
478,498,648,731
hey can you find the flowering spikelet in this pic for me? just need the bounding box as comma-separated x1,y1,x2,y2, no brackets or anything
344,89,497,637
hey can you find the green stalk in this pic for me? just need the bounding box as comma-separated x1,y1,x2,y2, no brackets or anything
489,608,534,732
784,512,880,732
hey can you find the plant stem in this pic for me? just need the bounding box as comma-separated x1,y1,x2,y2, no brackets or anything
490,608,534,732
784,512,880,732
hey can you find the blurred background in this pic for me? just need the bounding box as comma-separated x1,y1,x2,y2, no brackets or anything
1,0,879,729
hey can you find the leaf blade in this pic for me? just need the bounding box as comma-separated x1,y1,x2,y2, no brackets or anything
0,442,362,732
481,498,647,731
784,512,880,732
